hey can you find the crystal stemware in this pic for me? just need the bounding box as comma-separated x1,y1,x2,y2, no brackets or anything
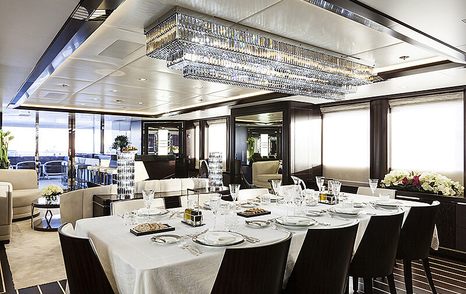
368,179,379,196
271,179,282,196
229,184,240,207
316,176,325,192
142,189,155,210
209,194,221,231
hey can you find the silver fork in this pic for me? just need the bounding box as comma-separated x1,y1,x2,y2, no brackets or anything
229,231,260,243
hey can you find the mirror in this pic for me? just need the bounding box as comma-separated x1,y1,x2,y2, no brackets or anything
235,112,283,165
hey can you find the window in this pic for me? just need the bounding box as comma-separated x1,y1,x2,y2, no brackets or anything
205,119,227,170
76,114,101,154
389,93,464,183
322,104,370,182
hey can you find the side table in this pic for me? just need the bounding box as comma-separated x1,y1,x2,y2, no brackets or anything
31,196,61,231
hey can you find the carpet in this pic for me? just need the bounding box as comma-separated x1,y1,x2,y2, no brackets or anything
5,218,66,289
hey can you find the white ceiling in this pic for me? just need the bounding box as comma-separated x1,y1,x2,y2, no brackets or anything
3,0,466,116
0,0,80,107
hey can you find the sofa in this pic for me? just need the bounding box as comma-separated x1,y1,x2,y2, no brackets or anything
0,182,12,242
60,185,116,226
252,161,282,188
136,178,209,193
0,169,41,220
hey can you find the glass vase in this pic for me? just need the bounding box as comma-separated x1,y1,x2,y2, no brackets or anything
117,151,136,199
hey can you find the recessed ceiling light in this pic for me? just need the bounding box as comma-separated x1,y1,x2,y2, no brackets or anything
93,97,98,101
138,78,147,81
60,83,69,87
80,103,86,106
399,55,410,60
138,102,143,105
114,99,124,103
110,89,118,93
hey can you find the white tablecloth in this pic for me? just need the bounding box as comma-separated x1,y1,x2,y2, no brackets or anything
74,194,431,294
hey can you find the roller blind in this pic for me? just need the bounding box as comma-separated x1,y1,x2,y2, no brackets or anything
322,105,370,182
389,93,464,184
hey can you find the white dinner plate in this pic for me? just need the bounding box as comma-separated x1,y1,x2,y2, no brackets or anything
373,200,402,209
305,210,325,217
151,234,181,245
275,216,317,227
245,219,272,228
193,231,244,247
240,201,259,208
328,207,361,217
137,208,169,216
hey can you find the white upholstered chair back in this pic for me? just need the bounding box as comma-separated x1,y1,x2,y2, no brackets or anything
237,188,269,201
356,187,396,199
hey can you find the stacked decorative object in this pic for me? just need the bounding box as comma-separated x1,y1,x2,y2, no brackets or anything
208,152,223,189
117,150,137,199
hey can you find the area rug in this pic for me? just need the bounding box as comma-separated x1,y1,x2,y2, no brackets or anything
5,218,66,289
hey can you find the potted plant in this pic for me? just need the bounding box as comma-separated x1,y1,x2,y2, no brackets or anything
112,135,130,152
0,130,14,169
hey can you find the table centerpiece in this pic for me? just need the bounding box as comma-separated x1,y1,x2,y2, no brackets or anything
381,170,464,197
41,184,63,202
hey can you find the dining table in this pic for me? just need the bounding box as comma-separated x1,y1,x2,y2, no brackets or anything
74,193,437,294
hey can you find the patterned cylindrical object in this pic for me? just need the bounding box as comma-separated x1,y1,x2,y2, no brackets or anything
117,151,136,199
208,152,223,188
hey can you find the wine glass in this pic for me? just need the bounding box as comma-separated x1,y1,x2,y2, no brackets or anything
209,194,221,231
293,189,304,215
271,179,282,196
316,176,325,192
229,184,240,207
368,179,379,196
331,180,342,202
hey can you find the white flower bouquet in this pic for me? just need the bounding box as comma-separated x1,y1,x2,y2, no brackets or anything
382,170,464,197
41,184,64,200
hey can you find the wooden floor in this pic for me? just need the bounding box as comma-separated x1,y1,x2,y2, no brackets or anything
1,240,465,294
354,256,466,294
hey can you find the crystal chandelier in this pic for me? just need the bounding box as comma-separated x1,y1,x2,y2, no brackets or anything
145,7,375,100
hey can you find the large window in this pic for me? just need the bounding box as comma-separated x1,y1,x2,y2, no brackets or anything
205,119,227,169
389,94,464,183
75,113,101,155
322,104,370,182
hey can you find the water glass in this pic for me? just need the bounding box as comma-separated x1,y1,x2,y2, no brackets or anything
293,192,304,215
271,179,282,196
368,179,379,196
224,202,238,231
261,193,271,205
142,189,155,210
331,181,342,200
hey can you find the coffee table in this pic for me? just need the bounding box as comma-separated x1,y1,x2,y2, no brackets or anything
31,196,61,231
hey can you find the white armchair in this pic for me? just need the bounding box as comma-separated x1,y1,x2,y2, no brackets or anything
0,182,12,243
252,161,282,188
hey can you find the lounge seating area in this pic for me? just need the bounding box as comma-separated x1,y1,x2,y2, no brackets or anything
1,1,466,293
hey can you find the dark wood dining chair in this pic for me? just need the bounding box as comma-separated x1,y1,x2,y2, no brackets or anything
211,233,292,294
396,201,440,294
58,223,114,294
348,212,404,294
285,223,359,294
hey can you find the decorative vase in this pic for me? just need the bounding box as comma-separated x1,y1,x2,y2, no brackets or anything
208,152,223,188
117,151,136,199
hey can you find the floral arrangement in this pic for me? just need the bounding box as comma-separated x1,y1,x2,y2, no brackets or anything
382,170,464,197
41,185,64,200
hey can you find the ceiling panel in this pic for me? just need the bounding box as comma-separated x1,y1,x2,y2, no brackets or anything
352,42,436,68
52,58,120,82
0,0,80,105
240,0,400,58
357,0,466,48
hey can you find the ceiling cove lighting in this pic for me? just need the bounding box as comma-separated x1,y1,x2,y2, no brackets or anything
145,7,375,100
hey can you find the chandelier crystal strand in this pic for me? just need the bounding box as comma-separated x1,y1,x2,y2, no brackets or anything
145,8,375,99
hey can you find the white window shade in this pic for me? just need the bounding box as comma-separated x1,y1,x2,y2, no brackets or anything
390,96,464,184
206,120,227,170
322,106,370,182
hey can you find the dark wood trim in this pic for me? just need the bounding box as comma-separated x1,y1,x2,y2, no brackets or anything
378,60,464,80
100,115,104,154
199,120,206,160
321,0,466,63
464,88,466,187
68,113,76,189
370,99,389,179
